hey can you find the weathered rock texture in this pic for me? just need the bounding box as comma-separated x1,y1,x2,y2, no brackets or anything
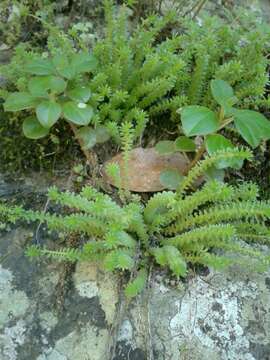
0,173,270,360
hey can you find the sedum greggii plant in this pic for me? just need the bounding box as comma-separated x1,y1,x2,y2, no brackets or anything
1,148,270,297
2,0,270,157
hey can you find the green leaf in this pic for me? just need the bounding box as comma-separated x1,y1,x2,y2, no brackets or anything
160,169,183,190
206,134,243,169
181,106,219,136
210,79,237,108
175,136,196,152
63,102,93,126
206,134,233,154
95,126,111,143
125,269,147,298
67,87,91,102
52,55,75,80
71,52,98,73
4,92,38,111
164,246,187,277
28,76,66,96
22,116,49,139
155,140,175,155
234,109,270,148
48,76,66,93
25,59,55,75
36,101,61,128
151,247,167,266
76,127,97,149
205,166,225,182
28,77,50,96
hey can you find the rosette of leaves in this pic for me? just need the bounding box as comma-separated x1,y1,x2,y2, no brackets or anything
4,51,110,151
156,80,270,189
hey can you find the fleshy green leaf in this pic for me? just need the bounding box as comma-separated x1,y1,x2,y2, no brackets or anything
155,140,175,155
4,92,38,111
175,136,196,152
206,134,242,169
76,127,97,149
234,109,270,148
28,76,66,96
160,169,183,190
125,269,147,298
63,101,93,125
205,166,225,182
36,101,61,128
210,79,237,108
52,55,76,80
71,52,98,73
95,126,111,143
67,87,91,103
25,59,55,75
181,106,219,136
23,116,49,139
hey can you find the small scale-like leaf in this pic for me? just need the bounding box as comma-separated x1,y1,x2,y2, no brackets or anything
95,126,111,143
36,101,61,128
63,101,93,126
76,126,97,149
25,59,55,75
23,116,49,139
234,109,270,148
155,140,175,155
164,246,187,277
4,92,38,111
175,136,196,152
210,79,237,108
67,87,91,103
160,169,183,190
181,106,219,136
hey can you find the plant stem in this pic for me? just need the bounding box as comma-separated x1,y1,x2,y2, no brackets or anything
185,144,206,174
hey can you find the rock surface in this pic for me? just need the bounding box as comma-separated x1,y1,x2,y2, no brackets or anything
0,173,270,360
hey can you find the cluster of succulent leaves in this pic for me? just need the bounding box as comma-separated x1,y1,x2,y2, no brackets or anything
156,79,270,189
3,0,270,155
1,148,270,297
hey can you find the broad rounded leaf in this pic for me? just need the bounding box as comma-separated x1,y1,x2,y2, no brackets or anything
206,134,233,155
25,59,55,75
48,76,66,93
155,140,175,155
76,126,96,149
28,77,50,96
206,134,242,169
71,52,98,73
210,79,236,107
36,101,61,128
4,92,38,111
175,136,196,152
95,126,110,143
205,166,225,182
63,101,93,125
234,109,270,148
29,76,66,96
52,55,76,80
67,87,91,102
23,116,49,139
160,169,183,190
181,106,219,136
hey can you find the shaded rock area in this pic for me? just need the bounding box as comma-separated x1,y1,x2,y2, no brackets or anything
0,173,270,360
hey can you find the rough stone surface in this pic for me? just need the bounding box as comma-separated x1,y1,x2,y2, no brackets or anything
0,172,270,360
